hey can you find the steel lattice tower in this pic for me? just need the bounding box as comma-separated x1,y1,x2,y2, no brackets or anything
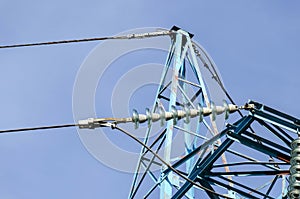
124,27,296,199
74,27,298,198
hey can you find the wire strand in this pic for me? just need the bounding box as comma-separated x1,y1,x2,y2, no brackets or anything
0,124,77,134
0,37,112,49
0,30,172,49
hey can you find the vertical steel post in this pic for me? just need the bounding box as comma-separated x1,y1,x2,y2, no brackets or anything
129,36,176,199
160,31,184,199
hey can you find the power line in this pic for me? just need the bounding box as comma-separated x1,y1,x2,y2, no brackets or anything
0,30,172,49
0,37,112,49
0,124,77,134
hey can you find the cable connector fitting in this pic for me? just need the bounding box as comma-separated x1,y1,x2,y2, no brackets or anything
78,118,102,129
241,103,255,110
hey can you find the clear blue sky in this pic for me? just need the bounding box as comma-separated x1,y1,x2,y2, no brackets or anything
0,1,299,198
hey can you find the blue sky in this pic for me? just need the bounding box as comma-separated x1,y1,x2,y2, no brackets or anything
0,1,300,198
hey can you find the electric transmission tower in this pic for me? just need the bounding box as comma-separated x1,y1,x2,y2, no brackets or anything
122,27,296,199
1,27,299,198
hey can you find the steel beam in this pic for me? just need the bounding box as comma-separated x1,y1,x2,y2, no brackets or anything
172,116,254,199
226,132,290,163
160,30,186,199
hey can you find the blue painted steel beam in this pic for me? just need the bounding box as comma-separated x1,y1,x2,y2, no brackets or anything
264,176,279,199
160,30,186,199
162,125,229,176
129,35,176,199
212,161,288,168
242,130,290,154
158,95,185,107
171,116,254,199
179,59,195,198
130,133,167,198
251,109,299,133
250,101,300,125
217,175,274,199
227,132,290,163
129,128,167,198
171,138,233,199
224,146,284,172
198,180,220,199
201,177,262,199
250,101,300,133
141,129,167,157
257,119,292,148
162,115,250,176
272,124,294,141
207,170,289,176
